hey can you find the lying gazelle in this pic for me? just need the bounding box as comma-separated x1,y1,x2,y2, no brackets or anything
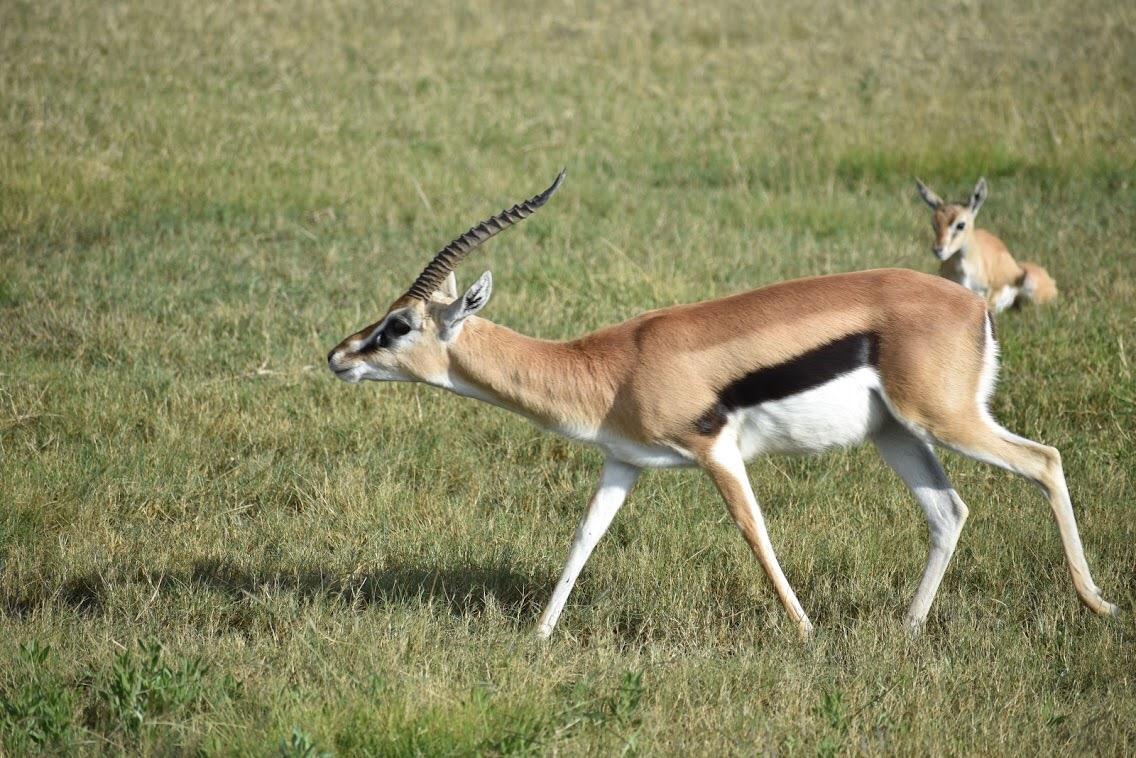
328,171,1115,638
915,177,1057,313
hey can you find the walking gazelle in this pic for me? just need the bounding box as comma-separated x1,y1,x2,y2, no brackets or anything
328,171,1115,638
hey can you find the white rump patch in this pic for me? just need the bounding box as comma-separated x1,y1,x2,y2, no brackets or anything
976,313,1001,424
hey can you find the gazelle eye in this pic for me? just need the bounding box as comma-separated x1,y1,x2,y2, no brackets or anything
954,221,966,232
375,318,411,349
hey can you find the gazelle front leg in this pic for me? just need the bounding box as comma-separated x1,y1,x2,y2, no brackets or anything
535,458,641,639
700,436,814,638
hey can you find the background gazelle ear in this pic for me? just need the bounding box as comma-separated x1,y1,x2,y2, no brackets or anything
915,178,943,210
969,177,988,215
440,271,493,338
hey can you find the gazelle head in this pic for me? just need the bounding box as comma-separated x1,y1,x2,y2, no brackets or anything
327,170,565,385
915,177,987,261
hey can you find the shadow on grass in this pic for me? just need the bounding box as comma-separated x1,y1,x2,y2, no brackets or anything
188,557,548,623
1,558,548,632
2,572,106,618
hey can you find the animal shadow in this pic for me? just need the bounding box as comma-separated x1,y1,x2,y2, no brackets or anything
189,556,548,623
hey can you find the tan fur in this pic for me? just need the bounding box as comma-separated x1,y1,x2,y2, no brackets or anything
1020,261,1058,304
916,177,1057,313
434,269,986,448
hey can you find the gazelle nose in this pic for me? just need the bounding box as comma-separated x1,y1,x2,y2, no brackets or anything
327,349,337,365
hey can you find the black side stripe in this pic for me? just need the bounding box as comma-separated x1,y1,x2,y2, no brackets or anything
694,332,880,436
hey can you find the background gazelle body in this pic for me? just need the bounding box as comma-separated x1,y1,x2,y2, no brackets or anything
328,172,1115,639
916,177,1057,313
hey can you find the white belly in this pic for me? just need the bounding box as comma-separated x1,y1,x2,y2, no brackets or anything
734,367,885,458
555,422,696,468
546,368,886,469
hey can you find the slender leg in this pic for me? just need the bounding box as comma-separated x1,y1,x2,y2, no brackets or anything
872,420,969,633
701,436,813,637
942,417,1117,617
535,458,641,639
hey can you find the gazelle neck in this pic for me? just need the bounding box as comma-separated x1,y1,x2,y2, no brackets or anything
957,227,976,258
441,317,622,433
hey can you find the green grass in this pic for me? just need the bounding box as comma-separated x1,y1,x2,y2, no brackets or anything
2,0,1135,754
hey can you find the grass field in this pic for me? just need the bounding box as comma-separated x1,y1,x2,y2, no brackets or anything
2,0,1135,754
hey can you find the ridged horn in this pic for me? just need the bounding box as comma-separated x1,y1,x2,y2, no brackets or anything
403,169,566,302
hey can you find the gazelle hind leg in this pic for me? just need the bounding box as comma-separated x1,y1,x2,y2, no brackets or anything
701,436,813,638
941,415,1116,617
872,420,969,634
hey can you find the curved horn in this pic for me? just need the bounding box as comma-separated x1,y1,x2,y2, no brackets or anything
403,169,566,302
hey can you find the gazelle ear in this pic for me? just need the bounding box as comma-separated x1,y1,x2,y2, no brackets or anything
969,177,988,215
915,178,943,210
443,269,461,300
440,270,492,339
432,272,459,302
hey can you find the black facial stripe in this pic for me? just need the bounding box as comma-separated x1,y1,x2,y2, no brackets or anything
694,332,880,436
363,316,414,352
363,323,392,352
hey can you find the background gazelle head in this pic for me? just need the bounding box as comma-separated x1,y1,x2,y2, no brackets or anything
915,177,987,261
327,170,566,386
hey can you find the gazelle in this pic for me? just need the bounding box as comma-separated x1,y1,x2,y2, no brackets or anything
915,177,1057,313
328,171,1115,639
